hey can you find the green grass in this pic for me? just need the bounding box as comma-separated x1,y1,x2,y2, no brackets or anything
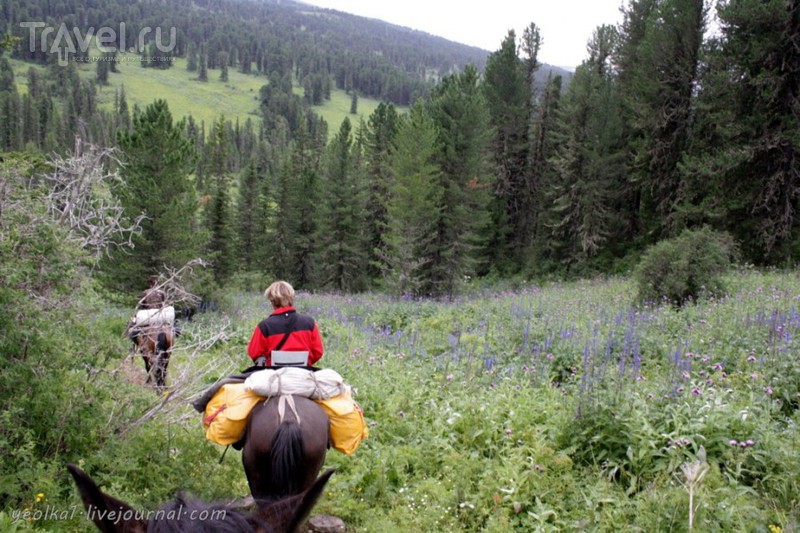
96,54,265,127
10,52,392,135
5,269,800,531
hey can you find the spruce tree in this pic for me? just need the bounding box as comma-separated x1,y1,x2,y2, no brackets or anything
205,116,234,284
616,0,706,236
545,25,626,268
187,43,198,72
101,100,201,295
683,0,800,262
350,90,358,114
363,102,400,280
219,52,229,82
198,53,208,82
483,30,534,271
314,117,370,291
427,66,494,298
271,120,322,288
236,162,263,273
378,100,443,296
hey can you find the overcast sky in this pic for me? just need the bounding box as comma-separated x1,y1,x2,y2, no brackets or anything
300,0,626,69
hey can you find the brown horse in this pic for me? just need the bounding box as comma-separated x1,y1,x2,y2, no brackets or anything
127,322,174,391
242,394,330,500
67,463,334,533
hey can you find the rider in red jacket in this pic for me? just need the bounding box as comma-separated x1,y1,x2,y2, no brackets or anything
247,281,324,367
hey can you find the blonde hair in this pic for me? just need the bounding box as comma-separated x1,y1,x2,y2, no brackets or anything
265,281,295,308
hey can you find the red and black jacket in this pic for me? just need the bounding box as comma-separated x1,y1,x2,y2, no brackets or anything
246,306,324,366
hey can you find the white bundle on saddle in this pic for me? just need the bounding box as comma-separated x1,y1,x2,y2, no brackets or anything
132,306,175,328
244,367,348,400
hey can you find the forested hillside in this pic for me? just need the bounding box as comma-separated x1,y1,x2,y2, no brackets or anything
0,0,798,301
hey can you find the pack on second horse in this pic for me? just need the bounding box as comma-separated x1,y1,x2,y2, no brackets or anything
126,275,176,390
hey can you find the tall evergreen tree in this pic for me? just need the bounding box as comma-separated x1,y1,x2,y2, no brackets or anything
102,100,201,295
205,116,234,284
219,51,229,82
314,118,370,291
271,120,323,287
483,30,532,270
378,100,443,296
427,66,494,298
527,72,562,264
683,0,800,262
187,43,198,72
198,53,208,82
236,162,263,273
616,0,706,236
363,102,400,280
545,25,626,268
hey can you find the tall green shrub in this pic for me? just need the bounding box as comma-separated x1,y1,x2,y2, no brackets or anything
634,226,736,305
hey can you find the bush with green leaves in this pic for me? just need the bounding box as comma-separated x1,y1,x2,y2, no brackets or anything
634,226,737,306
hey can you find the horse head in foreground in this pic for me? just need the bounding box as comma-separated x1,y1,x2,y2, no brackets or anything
67,463,334,533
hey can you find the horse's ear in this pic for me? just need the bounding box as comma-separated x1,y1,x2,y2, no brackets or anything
254,468,335,532
66,464,147,533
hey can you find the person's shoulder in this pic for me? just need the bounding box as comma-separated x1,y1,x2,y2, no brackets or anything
296,313,317,328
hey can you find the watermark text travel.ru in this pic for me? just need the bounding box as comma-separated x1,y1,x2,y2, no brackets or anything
19,22,176,66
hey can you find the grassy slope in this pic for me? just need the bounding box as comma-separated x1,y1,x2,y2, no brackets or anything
10,53,387,135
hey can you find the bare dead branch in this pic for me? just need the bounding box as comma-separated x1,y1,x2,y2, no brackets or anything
42,137,145,264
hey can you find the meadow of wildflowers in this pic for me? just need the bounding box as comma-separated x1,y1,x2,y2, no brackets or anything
265,270,798,531
10,269,797,532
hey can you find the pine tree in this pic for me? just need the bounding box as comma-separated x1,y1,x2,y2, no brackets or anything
101,100,201,295
378,100,443,296
198,53,208,82
427,66,494,298
271,120,322,287
236,162,263,273
187,43,198,72
314,117,370,291
205,116,234,284
363,102,400,280
683,0,800,262
350,90,358,114
483,30,534,270
219,52,229,82
96,54,110,85
545,25,626,268
616,0,706,236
